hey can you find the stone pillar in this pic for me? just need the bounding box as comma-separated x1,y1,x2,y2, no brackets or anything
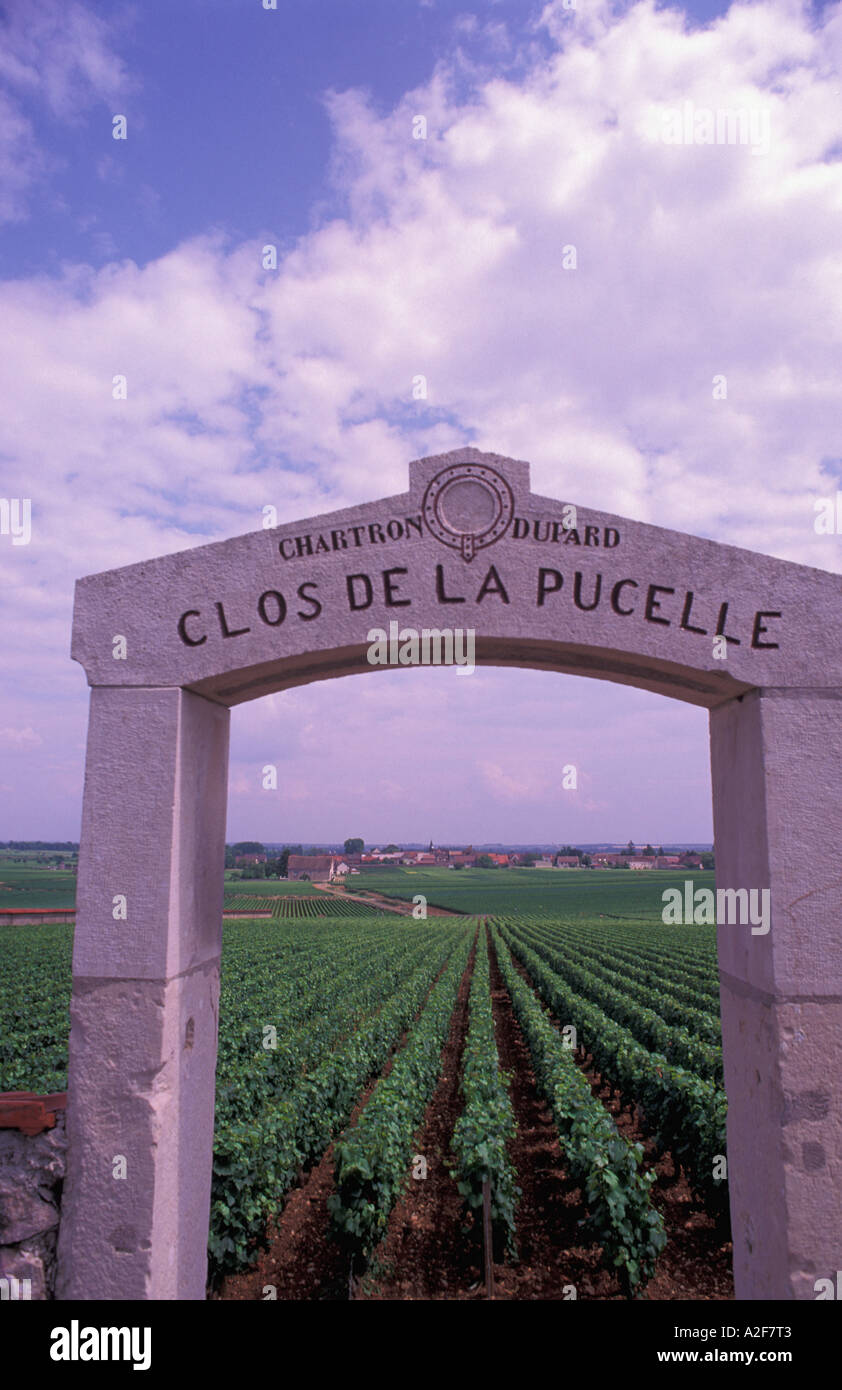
710,688,842,1300
55,687,229,1300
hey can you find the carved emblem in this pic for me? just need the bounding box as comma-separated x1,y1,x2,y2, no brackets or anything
421,463,515,561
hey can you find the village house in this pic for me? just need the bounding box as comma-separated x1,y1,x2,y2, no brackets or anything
287,854,342,883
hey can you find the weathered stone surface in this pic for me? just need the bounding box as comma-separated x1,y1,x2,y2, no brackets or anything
58,449,842,1302
711,689,842,996
70,448,842,706
56,963,221,1300
0,1242,48,1299
0,1116,66,1185
0,1112,66,1299
73,687,229,980
0,1186,58,1245
717,986,842,1299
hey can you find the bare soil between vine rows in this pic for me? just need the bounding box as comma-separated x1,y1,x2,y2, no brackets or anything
210,935,465,1301
213,925,733,1301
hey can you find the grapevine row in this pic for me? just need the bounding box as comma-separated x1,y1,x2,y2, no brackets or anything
451,924,519,1253
328,927,474,1256
490,926,666,1291
511,918,723,1076
210,926,465,1276
523,919,721,1016
496,920,729,1220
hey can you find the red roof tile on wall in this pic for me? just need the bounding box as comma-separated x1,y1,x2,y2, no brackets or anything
0,1091,67,1136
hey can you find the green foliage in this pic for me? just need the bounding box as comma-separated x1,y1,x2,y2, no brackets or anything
451,927,519,1254
512,919,723,1078
350,865,717,920
209,919,466,1278
224,877,326,898
223,892,389,919
0,863,77,910
0,924,73,1091
529,919,720,1022
328,929,473,1258
491,927,666,1292
497,919,729,1223
1,877,727,1288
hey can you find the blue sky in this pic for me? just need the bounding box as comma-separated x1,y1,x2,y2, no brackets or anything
1,0,840,844
3,0,738,278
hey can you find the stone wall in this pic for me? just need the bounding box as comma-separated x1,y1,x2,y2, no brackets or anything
0,1095,66,1300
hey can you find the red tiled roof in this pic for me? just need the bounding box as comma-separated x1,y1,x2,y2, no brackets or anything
0,1091,66,1136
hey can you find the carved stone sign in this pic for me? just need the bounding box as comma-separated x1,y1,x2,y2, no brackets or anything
71,448,842,711
58,447,842,1302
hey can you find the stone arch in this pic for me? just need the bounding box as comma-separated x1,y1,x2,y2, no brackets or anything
56,448,842,1300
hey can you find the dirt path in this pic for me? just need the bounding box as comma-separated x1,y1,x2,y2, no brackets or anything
486,929,623,1298
359,930,478,1299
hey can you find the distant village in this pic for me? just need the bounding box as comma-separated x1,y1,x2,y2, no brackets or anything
229,842,709,884
3,839,710,887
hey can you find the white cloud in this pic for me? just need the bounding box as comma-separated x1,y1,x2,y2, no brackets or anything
2,0,841,837
0,0,131,120
0,0,134,225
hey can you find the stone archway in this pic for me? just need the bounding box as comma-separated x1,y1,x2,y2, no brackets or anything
56,447,842,1300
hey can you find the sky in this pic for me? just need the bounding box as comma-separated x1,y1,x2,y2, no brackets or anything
0,0,840,846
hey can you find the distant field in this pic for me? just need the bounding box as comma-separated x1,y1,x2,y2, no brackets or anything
0,865,78,910
223,878,330,898
0,870,337,913
0,865,715,922
353,866,715,919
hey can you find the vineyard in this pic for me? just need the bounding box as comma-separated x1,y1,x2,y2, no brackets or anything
224,893,390,919
0,892,732,1300
0,863,77,911
352,865,715,919
223,878,328,897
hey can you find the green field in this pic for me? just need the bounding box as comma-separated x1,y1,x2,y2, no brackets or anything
0,868,336,913
0,864,78,910
353,865,714,919
0,922,73,1091
0,863,712,920
0,871,717,1095
223,878,330,898
0,872,725,1297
